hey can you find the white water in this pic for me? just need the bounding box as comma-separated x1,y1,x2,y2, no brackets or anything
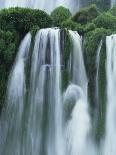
0,0,81,13
0,28,97,155
95,40,102,109
103,35,116,155
69,31,87,95
63,31,96,155
0,33,31,155
111,0,116,8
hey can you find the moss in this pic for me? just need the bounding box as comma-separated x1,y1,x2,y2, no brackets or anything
72,4,99,25
51,6,71,27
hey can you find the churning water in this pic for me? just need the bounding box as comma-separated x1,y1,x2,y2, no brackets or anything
0,28,96,155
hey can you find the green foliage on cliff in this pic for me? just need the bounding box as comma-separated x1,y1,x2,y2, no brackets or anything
84,27,114,141
0,7,52,37
0,7,52,109
72,4,99,25
93,12,116,30
61,19,85,35
0,29,19,109
51,6,71,27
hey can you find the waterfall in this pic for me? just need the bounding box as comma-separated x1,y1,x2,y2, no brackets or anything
63,31,96,155
0,28,65,155
1,0,81,13
0,28,96,155
111,0,116,8
0,32,31,155
103,34,116,155
95,40,102,110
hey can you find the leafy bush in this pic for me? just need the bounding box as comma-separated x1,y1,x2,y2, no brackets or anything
72,4,99,25
61,19,84,35
85,23,96,32
84,28,113,141
0,30,19,109
51,6,71,27
93,12,116,30
0,7,52,37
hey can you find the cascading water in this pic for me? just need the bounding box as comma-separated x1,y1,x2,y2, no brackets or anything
0,27,95,155
63,31,96,155
111,0,116,8
1,0,81,13
103,34,116,155
95,40,102,110
0,32,31,155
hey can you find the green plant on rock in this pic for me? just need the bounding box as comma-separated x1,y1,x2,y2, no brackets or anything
85,22,96,33
51,6,71,27
0,7,52,37
0,29,19,110
84,27,113,142
61,19,85,35
93,12,116,31
72,4,99,25
31,25,40,37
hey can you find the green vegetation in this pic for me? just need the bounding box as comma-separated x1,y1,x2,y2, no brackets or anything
0,3,116,141
0,7,52,37
0,7,52,109
0,30,19,110
72,4,99,25
93,12,116,30
51,6,71,27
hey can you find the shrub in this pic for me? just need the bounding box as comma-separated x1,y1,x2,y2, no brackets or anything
51,6,71,27
72,4,99,25
84,28,113,141
61,19,84,35
0,29,19,109
85,23,96,33
0,7,52,37
93,12,116,30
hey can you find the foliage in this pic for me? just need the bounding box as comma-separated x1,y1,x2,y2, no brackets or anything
93,12,116,31
0,7,52,37
84,28,114,141
51,6,71,27
72,4,99,25
85,22,96,32
0,29,19,109
31,25,40,37
61,19,85,35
